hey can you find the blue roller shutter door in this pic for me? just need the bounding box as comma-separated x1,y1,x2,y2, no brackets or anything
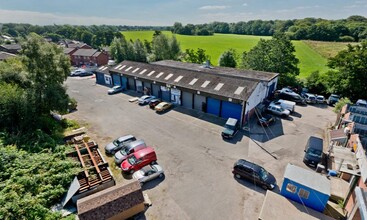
162,91,170,102
112,74,121,86
221,101,242,121
152,84,160,97
207,97,221,116
96,73,104,84
120,76,128,90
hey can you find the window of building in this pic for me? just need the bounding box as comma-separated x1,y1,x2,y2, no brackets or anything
298,188,310,199
286,183,297,193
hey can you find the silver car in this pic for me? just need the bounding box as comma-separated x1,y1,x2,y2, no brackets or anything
105,135,136,155
138,95,156,105
114,139,147,164
266,103,290,118
132,164,164,185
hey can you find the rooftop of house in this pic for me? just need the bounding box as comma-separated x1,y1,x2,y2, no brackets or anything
107,60,277,101
330,145,360,176
72,49,98,57
283,163,330,195
259,190,335,220
64,47,76,55
77,181,144,219
0,43,22,51
0,51,16,61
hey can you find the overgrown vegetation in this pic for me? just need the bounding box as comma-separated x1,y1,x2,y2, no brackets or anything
0,33,80,219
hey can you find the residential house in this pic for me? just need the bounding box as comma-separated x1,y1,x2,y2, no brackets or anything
0,44,22,54
71,49,108,66
280,163,330,212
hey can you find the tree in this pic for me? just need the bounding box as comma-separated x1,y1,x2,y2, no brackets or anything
325,41,367,101
218,49,237,67
21,33,70,118
110,36,135,62
334,97,352,113
133,39,147,62
151,34,181,61
241,32,299,87
184,48,209,64
304,71,327,95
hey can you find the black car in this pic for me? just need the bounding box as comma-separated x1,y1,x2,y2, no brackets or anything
232,159,276,190
257,113,275,127
327,94,340,106
79,71,94,77
303,136,324,167
221,118,239,139
277,92,306,105
149,99,161,109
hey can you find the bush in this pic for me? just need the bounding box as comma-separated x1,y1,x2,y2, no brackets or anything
333,97,352,113
338,36,355,42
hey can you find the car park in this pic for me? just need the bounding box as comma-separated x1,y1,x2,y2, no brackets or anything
303,136,324,167
149,99,161,109
327,94,340,106
316,95,325,104
132,164,164,185
108,86,123,95
114,139,147,164
105,135,136,155
257,113,275,127
221,118,239,139
266,103,290,117
155,102,172,112
232,159,276,190
121,147,157,174
302,93,317,104
138,95,156,105
272,99,295,112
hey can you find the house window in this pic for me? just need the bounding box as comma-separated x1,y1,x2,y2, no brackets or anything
298,189,310,199
286,183,297,193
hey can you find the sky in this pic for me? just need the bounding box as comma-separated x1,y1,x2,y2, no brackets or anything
0,0,367,26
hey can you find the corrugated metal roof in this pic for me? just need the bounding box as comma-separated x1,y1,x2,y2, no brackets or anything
284,164,330,195
72,49,97,57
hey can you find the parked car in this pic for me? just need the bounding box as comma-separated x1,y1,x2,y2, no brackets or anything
108,86,123,95
257,113,275,127
221,118,239,139
266,103,290,118
132,164,164,185
138,95,156,105
70,69,86,77
79,71,94,77
121,147,157,174
356,99,367,107
272,99,295,112
303,136,324,167
114,139,147,164
316,95,325,104
302,93,317,104
277,92,306,105
105,135,136,155
155,102,172,112
232,159,276,190
149,99,161,109
327,94,340,106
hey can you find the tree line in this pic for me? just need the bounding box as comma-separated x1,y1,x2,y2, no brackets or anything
0,23,169,48
171,16,367,41
0,33,80,219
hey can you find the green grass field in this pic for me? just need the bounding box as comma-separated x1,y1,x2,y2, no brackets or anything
122,31,331,78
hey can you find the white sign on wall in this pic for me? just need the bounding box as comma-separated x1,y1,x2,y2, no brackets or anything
104,75,112,85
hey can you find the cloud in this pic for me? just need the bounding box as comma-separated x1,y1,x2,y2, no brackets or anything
242,3,248,6
0,9,165,26
199,5,230,10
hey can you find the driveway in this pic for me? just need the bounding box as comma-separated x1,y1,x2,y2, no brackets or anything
66,77,336,220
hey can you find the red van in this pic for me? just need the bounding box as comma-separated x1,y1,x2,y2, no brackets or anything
121,147,157,173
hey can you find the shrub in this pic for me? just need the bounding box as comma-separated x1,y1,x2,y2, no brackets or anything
334,97,352,113
338,36,355,42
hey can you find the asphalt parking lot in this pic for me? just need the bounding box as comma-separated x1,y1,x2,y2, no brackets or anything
66,76,336,220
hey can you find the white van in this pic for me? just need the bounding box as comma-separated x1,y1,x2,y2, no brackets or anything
272,99,295,112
